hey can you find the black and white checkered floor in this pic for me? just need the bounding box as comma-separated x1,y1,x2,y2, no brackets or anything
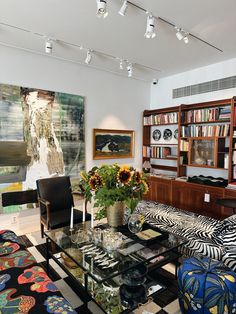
18,231,181,314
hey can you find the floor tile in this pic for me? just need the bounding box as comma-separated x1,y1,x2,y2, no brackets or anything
27,246,46,263
54,279,83,309
163,299,182,314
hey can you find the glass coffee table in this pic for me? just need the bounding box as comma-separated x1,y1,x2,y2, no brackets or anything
44,221,187,314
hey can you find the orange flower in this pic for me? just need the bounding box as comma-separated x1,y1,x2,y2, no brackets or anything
89,174,103,190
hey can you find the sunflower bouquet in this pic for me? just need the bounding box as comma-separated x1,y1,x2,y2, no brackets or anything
79,164,149,219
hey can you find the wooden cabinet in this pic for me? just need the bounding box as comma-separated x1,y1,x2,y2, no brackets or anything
146,179,228,219
147,176,172,205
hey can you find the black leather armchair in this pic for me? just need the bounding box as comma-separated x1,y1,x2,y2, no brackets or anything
36,176,90,237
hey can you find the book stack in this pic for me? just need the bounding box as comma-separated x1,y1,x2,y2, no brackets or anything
226,182,236,190
219,107,231,120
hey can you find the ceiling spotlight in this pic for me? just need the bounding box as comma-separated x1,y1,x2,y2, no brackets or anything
119,59,124,70
45,38,53,54
96,0,108,18
175,28,184,41
85,50,92,64
144,14,156,39
183,34,189,44
119,0,128,16
127,63,133,77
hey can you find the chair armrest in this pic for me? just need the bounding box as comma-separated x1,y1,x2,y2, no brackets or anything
38,197,51,228
38,197,50,206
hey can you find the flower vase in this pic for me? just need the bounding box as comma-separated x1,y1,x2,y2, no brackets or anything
106,201,125,228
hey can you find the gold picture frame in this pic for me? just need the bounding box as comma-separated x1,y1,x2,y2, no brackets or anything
93,129,134,159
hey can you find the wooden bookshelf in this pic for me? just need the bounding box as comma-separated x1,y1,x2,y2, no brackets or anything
142,106,179,177
143,97,236,219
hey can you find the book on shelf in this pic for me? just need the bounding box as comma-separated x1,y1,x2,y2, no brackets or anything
224,154,229,169
181,106,231,124
181,124,230,137
143,146,174,159
180,140,189,151
143,112,178,126
233,151,236,165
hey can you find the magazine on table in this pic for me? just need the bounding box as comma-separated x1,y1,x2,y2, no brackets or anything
134,246,168,264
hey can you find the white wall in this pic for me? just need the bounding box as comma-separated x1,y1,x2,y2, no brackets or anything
151,57,236,108
0,45,150,171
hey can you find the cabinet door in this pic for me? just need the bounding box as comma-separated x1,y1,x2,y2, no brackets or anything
172,181,224,219
172,181,192,211
148,177,172,205
186,184,223,219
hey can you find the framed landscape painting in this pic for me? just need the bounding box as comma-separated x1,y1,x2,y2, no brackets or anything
93,129,134,159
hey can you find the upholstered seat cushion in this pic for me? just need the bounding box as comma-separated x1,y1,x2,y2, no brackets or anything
41,209,91,229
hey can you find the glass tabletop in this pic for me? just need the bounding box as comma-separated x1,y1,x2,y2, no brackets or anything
45,221,187,284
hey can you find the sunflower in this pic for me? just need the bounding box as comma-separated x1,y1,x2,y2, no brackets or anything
117,165,132,184
89,174,103,190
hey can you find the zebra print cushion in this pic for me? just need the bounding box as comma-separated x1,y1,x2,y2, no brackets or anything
212,214,236,246
135,201,225,268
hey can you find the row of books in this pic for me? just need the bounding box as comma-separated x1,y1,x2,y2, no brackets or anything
181,106,231,123
180,140,189,151
181,124,230,137
143,146,176,159
144,112,178,125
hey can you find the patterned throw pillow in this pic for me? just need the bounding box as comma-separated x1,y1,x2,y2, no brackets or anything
212,215,236,248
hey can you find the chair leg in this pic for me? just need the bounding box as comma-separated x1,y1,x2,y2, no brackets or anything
41,223,44,238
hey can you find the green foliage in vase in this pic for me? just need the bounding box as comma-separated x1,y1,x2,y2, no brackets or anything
79,163,149,219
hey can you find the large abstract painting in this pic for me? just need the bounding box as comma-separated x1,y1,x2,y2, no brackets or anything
0,83,85,212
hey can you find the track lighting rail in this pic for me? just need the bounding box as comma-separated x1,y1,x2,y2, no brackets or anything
126,1,223,53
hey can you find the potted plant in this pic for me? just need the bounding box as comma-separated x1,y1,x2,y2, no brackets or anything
79,164,149,227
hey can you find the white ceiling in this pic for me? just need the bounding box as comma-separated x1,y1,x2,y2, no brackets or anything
1,0,236,81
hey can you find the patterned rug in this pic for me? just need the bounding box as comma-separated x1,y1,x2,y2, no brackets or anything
18,231,181,314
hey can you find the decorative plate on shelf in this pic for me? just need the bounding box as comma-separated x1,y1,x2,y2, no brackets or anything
163,129,172,141
174,129,178,139
152,129,161,141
